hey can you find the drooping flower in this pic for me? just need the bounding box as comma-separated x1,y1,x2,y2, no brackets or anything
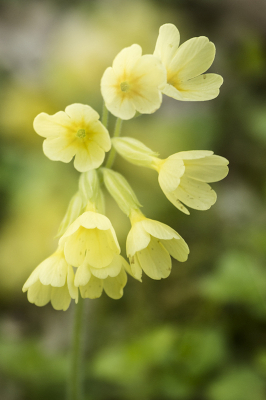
59,210,121,278
154,151,229,214
22,248,78,311
101,44,167,120
154,23,223,101
34,103,111,172
127,209,189,280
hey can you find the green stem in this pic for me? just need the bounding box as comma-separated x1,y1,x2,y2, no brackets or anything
102,103,109,128
68,297,85,400
105,118,123,169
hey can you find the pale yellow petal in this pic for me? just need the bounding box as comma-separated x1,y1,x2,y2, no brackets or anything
142,219,180,240
62,212,110,236
27,281,51,307
154,23,180,66
169,37,215,81
137,238,171,280
106,96,136,120
170,74,223,101
74,261,91,286
131,55,166,114
89,121,111,152
73,141,105,172
33,111,73,138
90,254,123,279
51,285,71,311
184,155,229,182
67,266,79,303
59,216,83,242
112,44,142,75
171,150,213,160
103,269,127,299
84,228,119,269
174,175,217,210
129,255,143,281
79,211,113,232
163,190,190,215
22,264,42,292
39,252,68,287
158,158,185,192
161,237,189,262
126,222,150,257
64,228,87,267
79,275,103,299
65,103,99,125
101,67,120,107
43,136,76,162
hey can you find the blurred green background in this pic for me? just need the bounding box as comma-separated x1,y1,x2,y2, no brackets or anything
1,0,266,399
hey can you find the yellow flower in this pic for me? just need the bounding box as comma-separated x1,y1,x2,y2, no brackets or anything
154,23,223,101
22,248,78,311
59,210,120,274
34,103,111,172
74,255,130,300
127,209,189,280
101,44,167,120
155,151,229,214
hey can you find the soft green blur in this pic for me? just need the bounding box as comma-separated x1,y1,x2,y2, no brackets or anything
0,0,266,399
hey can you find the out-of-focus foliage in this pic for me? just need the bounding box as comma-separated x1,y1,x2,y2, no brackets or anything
0,0,266,399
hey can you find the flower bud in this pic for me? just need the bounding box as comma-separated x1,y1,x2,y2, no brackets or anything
112,137,159,168
57,191,85,237
102,168,141,216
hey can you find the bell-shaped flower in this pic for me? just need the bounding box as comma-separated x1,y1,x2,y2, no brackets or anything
74,255,131,299
59,211,120,277
154,23,223,101
155,150,229,214
34,103,111,172
127,209,189,281
101,44,166,120
22,248,78,311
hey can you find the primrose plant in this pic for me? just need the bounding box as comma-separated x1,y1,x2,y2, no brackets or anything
22,23,228,398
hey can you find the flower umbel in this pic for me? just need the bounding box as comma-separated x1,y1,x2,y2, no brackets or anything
34,103,111,172
154,23,223,101
127,209,189,280
22,248,78,311
101,44,166,120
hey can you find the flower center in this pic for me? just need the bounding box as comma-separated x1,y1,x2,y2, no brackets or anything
120,81,130,93
76,129,86,139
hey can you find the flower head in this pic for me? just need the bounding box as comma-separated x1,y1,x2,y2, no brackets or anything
154,23,223,101
127,209,189,280
101,44,166,120
22,248,78,311
34,103,111,172
156,151,229,214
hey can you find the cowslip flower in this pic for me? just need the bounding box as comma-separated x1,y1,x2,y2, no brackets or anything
22,248,78,311
111,138,229,215
59,210,121,278
101,44,167,120
74,255,130,299
34,103,111,172
127,209,189,280
154,151,229,214
154,23,223,101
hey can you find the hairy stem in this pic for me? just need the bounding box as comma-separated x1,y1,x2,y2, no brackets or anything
67,297,85,400
105,118,123,169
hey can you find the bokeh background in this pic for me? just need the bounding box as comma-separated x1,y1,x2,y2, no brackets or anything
1,0,266,399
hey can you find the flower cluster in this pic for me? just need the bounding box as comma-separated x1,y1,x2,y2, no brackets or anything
23,23,228,311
